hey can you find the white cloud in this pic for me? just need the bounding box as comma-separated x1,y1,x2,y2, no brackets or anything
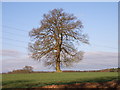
69,51,118,71
1,49,118,73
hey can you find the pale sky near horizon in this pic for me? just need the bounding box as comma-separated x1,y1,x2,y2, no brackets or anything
1,2,118,72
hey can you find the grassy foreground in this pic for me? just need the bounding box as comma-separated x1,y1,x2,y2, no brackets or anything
2,72,118,88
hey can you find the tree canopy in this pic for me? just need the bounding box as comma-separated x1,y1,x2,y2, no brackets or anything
29,8,89,72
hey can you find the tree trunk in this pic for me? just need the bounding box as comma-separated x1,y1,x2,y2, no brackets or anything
55,33,62,72
55,44,62,72
56,60,61,72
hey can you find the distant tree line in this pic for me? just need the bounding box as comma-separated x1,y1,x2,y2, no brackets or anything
8,66,33,74
63,68,119,72
7,67,118,74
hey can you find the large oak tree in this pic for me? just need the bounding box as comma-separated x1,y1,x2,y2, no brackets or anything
29,8,89,72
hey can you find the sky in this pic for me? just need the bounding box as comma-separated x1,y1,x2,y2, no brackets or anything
1,2,118,72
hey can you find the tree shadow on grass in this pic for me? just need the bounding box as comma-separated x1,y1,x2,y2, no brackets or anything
2,80,35,89
2,80,32,86
2,76,118,89
36,76,118,87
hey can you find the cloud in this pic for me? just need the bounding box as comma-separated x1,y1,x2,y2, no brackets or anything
69,51,118,71
1,49,118,73
2,49,49,73
1,49,23,57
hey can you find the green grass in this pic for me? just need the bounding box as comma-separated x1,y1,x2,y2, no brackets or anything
2,72,118,88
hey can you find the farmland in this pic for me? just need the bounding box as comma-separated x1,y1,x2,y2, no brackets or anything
2,72,118,88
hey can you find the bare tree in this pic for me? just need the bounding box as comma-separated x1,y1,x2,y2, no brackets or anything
29,8,89,72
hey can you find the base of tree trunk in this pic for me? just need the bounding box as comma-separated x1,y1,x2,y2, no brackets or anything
56,70,62,72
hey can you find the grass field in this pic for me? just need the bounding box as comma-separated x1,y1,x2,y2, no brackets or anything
2,72,118,88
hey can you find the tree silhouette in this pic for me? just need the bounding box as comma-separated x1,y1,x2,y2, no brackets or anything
23,66,33,72
29,8,89,72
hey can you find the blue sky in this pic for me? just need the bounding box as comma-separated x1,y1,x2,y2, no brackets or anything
2,2,118,52
2,2,118,72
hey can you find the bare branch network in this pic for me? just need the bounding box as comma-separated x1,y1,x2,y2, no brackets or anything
29,8,89,72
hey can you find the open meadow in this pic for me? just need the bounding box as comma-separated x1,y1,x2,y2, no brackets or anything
2,72,118,88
